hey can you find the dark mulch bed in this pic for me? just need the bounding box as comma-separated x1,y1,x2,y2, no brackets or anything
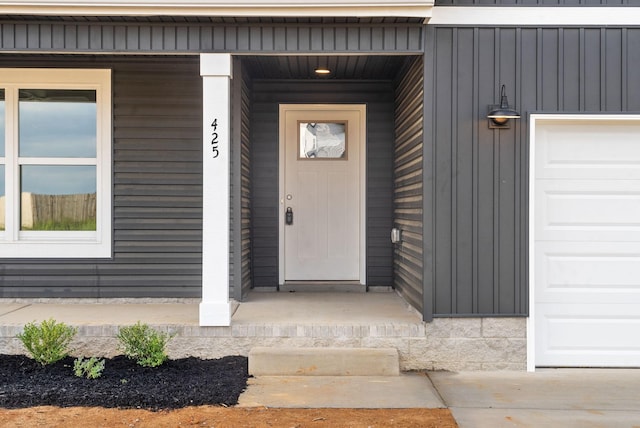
0,354,249,410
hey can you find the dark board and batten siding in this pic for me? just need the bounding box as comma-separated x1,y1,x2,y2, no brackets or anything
0,56,203,298
0,20,422,54
424,25,640,316
393,57,425,314
250,80,395,288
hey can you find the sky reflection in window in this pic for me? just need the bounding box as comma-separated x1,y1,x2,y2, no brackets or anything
21,165,96,196
19,89,96,158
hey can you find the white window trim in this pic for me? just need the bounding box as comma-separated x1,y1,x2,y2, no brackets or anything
0,68,112,258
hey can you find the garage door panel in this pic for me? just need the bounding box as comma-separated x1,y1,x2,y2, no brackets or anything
536,122,640,180
535,180,640,242
533,116,640,368
536,304,640,367
536,242,640,304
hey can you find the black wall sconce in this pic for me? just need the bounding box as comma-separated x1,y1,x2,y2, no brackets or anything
487,85,521,129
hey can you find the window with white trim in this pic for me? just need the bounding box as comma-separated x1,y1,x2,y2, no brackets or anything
0,69,112,258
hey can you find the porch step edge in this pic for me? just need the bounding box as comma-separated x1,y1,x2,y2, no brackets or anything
248,346,400,376
278,282,367,293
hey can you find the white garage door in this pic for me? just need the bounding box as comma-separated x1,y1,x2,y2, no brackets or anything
532,116,640,367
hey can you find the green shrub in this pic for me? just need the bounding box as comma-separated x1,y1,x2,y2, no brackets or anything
117,322,174,368
73,357,105,379
17,318,77,365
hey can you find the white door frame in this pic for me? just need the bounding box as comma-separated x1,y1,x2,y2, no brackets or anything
527,113,640,371
278,104,367,285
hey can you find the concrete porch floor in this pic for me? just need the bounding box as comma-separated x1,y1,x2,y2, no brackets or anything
0,291,432,369
0,290,421,326
234,290,422,324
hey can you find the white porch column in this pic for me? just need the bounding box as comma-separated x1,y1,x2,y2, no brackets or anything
199,53,233,326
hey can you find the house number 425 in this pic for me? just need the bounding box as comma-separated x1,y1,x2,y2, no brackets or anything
211,118,220,159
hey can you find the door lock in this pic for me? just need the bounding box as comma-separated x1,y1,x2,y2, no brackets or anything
285,207,294,225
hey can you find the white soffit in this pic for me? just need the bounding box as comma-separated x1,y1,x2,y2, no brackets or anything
429,6,640,26
0,0,434,18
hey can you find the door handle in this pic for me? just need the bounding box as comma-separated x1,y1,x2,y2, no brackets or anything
285,207,294,225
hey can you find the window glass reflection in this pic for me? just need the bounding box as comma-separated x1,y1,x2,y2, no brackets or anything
19,89,96,158
0,89,5,157
0,165,4,231
20,165,96,231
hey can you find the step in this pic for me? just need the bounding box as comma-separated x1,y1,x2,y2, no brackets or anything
278,283,395,293
248,347,400,376
278,282,367,293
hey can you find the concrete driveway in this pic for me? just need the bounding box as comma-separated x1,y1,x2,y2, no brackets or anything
429,369,640,428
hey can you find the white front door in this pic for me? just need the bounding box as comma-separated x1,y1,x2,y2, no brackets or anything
279,104,365,282
530,115,640,368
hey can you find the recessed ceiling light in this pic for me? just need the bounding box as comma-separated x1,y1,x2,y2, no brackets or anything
314,67,331,75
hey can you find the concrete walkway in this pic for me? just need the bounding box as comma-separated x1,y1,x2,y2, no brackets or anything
239,369,640,427
238,373,444,409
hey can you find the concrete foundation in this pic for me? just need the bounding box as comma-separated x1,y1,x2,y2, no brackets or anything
0,292,527,371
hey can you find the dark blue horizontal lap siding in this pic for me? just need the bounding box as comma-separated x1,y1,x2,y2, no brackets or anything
231,57,253,300
0,56,203,298
393,57,425,314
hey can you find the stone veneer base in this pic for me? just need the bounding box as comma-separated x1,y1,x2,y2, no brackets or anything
1,317,527,371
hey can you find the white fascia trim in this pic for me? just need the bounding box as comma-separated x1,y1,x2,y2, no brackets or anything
0,2,433,18
430,6,640,26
